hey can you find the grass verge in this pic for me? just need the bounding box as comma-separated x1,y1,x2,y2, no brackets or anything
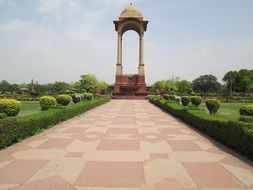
0,97,110,149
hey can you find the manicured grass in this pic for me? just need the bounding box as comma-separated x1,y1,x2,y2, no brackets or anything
200,103,252,120
19,101,41,116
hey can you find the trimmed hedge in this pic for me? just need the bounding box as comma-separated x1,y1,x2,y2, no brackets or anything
240,105,253,116
39,96,56,111
205,99,221,115
82,93,94,101
190,96,203,107
56,94,72,106
149,97,253,160
163,94,175,101
0,97,110,148
181,96,191,106
0,99,21,116
239,116,253,123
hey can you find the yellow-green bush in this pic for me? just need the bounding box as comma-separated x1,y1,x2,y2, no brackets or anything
205,99,221,114
39,96,56,111
56,94,71,106
181,96,191,106
190,96,203,107
240,105,253,116
82,93,93,101
0,99,21,116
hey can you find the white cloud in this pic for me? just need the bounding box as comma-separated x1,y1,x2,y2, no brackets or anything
38,0,62,12
64,23,97,41
37,0,84,20
0,19,28,32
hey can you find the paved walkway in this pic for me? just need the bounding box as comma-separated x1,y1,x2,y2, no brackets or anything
0,100,252,190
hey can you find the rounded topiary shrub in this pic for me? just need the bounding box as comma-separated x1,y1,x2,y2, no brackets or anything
239,105,253,116
56,94,72,106
82,93,94,101
205,99,221,114
39,96,56,111
190,96,203,107
181,96,191,106
0,99,21,116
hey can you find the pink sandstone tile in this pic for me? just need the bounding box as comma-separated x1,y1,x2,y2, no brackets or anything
183,162,245,188
150,153,169,160
10,175,77,190
107,128,138,134
63,127,87,133
97,139,140,151
220,156,253,170
0,152,14,162
153,120,172,125
0,160,47,184
114,116,136,120
140,125,153,127
167,140,202,151
137,132,168,143
65,152,83,158
74,161,145,187
154,177,199,190
73,132,111,142
112,120,137,125
159,128,183,134
83,120,96,124
38,139,73,149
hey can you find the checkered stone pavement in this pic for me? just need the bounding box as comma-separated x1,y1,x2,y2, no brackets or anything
0,100,252,190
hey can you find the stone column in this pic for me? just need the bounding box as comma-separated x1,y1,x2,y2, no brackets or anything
138,33,144,75
116,32,123,75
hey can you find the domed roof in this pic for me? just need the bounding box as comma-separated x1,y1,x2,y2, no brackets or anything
120,3,143,19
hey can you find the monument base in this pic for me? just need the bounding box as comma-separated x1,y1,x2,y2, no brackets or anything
113,74,147,99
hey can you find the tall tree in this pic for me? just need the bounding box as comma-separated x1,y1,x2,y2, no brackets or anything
222,71,237,96
152,80,177,94
175,80,192,94
192,75,221,94
234,69,253,94
0,80,11,93
79,74,98,93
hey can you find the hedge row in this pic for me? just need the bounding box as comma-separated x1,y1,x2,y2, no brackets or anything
0,97,110,148
149,97,253,160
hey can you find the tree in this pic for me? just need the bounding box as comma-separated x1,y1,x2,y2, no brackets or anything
175,80,192,94
0,80,11,93
152,80,177,94
70,81,81,93
192,75,221,94
52,82,70,93
222,71,238,96
234,69,253,94
79,74,98,93
97,81,109,93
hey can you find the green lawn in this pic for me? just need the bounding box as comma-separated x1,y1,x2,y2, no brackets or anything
19,101,41,116
200,102,251,120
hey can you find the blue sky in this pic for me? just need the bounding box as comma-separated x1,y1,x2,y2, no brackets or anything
0,0,252,85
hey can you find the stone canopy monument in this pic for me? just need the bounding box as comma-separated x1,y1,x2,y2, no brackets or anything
113,3,148,99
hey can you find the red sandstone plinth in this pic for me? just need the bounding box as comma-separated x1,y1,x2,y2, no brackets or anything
113,74,147,99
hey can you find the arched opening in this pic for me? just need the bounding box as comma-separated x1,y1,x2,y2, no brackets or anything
122,30,139,74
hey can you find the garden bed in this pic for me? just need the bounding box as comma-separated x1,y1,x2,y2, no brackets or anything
149,97,253,160
0,97,110,149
